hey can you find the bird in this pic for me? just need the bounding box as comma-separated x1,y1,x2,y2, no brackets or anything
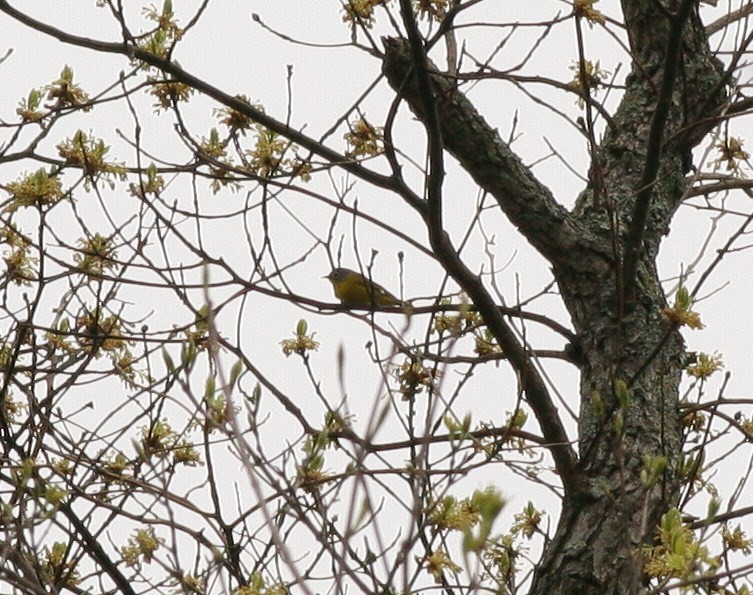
325,268,405,309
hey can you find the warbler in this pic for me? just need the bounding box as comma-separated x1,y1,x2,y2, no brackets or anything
325,268,405,309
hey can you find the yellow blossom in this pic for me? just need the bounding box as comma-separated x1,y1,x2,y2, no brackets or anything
342,0,387,27
121,527,163,567
662,286,704,329
712,137,749,175
512,501,544,539
280,319,320,356
344,117,384,158
686,352,723,379
44,66,92,111
423,549,462,583
723,525,753,554
573,0,606,25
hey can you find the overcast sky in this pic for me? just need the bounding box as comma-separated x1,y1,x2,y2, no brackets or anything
1,1,752,591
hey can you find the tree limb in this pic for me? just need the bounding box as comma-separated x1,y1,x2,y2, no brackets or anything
382,35,579,495
381,36,583,269
0,0,427,214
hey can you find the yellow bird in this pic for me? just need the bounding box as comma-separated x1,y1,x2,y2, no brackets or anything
325,268,405,309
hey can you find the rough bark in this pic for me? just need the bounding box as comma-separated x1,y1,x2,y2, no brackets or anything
382,0,726,591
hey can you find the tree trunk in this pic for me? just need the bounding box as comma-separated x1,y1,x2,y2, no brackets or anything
382,0,726,591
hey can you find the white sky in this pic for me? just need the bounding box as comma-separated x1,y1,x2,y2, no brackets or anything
1,0,752,592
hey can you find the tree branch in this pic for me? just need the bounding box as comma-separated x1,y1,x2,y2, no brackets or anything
0,0,427,214
381,37,583,269
382,35,579,495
